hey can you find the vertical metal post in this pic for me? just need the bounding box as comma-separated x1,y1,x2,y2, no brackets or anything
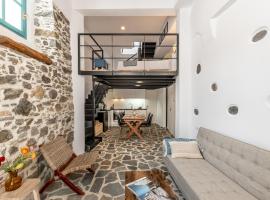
176,34,179,75
112,35,114,75
78,34,81,74
92,79,96,140
143,35,145,76
166,87,168,129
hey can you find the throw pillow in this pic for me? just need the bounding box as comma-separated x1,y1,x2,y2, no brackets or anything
163,137,195,156
169,141,203,159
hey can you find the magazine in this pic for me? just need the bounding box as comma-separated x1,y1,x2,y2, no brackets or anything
126,177,172,200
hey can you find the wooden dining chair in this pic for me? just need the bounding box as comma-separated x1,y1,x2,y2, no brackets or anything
39,136,99,195
116,113,127,135
140,113,153,134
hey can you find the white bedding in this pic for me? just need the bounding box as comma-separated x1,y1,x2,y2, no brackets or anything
117,60,176,71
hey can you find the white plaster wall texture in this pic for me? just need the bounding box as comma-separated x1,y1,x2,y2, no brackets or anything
175,6,193,138
156,88,166,128
145,89,158,124
167,83,175,135
177,0,270,150
70,9,86,154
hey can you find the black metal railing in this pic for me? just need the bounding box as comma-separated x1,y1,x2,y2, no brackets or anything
78,33,179,76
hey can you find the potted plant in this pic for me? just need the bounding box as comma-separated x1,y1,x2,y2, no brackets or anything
0,146,37,192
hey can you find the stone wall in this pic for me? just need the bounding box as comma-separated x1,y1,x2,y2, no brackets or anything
0,0,73,185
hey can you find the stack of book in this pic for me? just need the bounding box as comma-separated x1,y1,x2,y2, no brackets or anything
126,177,172,200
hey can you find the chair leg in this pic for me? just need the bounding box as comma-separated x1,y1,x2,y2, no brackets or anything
87,168,95,174
57,172,85,195
39,178,55,194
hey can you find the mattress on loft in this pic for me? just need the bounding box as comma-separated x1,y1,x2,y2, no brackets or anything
117,60,176,71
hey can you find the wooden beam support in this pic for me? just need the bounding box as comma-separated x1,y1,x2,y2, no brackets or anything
0,35,53,65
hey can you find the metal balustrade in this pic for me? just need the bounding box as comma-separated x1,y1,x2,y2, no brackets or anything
78,33,179,76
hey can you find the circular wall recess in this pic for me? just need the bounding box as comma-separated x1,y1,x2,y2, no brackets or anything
228,105,239,115
211,83,218,91
252,29,268,42
196,64,201,74
194,108,199,116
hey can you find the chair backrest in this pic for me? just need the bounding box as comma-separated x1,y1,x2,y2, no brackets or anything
119,112,125,118
116,114,122,126
148,113,153,125
145,113,151,123
40,136,74,171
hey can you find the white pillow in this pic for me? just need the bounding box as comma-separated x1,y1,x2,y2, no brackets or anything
169,141,203,159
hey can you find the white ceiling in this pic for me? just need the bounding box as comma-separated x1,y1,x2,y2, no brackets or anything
74,0,177,16
84,16,167,33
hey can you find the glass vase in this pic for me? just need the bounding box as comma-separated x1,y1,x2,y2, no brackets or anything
5,170,22,192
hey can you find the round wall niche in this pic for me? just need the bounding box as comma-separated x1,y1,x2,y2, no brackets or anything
228,105,239,115
196,64,201,74
252,29,268,42
194,108,199,116
211,83,218,91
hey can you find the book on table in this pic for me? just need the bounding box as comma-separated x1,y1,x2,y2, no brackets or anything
126,177,172,200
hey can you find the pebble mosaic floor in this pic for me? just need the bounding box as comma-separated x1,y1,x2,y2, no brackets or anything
41,125,184,200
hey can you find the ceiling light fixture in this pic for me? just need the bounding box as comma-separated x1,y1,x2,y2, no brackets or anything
135,85,141,87
136,81,143,84
121,26,126,31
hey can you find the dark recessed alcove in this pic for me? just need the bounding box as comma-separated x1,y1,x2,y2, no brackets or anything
196,64,201,74
228,105,238,115
252,29,268,42
194,108,199,115
211,83,218,91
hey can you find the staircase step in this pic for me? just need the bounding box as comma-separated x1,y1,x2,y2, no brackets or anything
85,104,94,109
85,116,94,121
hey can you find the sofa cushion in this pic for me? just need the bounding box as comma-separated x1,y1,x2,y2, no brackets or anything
197,128,270,200
165,156,257,200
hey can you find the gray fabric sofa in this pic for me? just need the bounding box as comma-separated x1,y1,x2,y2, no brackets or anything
164,127,270,200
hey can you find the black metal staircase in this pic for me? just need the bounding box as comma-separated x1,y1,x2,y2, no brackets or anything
85,83,109,151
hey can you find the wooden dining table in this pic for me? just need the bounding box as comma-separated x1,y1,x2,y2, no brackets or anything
122,114,145,140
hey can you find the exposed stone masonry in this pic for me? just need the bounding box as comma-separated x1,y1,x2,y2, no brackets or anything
0,0,73,186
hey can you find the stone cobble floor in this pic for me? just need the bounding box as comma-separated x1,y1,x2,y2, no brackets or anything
41,125,184,200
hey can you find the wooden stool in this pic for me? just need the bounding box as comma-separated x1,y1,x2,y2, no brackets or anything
0,178,40,200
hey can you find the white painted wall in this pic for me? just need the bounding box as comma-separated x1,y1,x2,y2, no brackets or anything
70,4,86,154
85,77,92,98
156,88,167,128
145,89,158,124
104,89,147,111
53,0,71,20
73,0,177,16
176,0,270,150
103,89,167,127
167,84,175,135
111,89,145,99
104,89,149,127
175,6,193,138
